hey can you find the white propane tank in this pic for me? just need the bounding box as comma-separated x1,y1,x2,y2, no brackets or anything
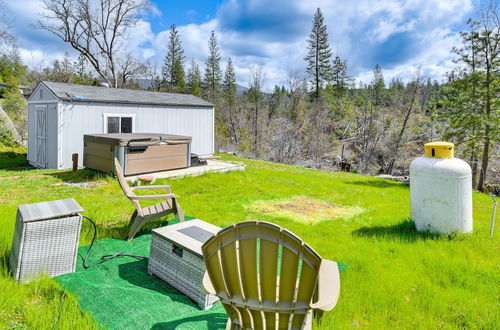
410,142,473,234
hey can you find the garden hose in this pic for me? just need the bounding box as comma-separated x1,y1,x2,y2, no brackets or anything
81,215,147,269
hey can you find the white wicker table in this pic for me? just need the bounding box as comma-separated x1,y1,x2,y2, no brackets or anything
148,219,221,309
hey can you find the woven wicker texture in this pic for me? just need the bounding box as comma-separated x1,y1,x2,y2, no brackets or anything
10,199,83,282
149,234,219,309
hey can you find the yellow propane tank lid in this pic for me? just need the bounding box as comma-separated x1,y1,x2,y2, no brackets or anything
424,141,454,158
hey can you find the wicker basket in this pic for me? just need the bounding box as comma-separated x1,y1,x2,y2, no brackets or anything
9,198,84,282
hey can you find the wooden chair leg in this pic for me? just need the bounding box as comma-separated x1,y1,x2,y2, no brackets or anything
127,215,148,241
125,210,138,240
175,201,185,222
128,210,138,227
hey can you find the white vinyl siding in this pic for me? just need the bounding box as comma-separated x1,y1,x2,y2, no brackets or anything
59,102,214,169
28,82,214,169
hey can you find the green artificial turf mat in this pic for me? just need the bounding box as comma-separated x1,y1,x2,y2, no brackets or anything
56,217,227,329
55,216,346,329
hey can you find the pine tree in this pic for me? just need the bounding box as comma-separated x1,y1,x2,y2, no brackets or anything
372,64,385,106
73,54,94,85
223,57,237,105
437,5,499,190
304,8,333,98
330,55,352,96
222,58,239,144
204,30,222,100
162,24,185,92
186,59,202,97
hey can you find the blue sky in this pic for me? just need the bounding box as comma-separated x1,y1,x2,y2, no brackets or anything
5,0,483,89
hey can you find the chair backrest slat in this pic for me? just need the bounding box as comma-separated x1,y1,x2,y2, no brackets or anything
114,158,134,198
202,220,323,329
259,232,279,303
237,225,259,300
218,230,242,299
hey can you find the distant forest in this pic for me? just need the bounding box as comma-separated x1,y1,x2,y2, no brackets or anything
0,1,498,191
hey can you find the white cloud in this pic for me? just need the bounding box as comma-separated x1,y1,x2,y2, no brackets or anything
5,0,476,89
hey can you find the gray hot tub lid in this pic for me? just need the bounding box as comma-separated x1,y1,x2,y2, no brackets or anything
84,133,192,146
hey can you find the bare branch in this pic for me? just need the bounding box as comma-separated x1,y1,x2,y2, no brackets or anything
36,0,149,87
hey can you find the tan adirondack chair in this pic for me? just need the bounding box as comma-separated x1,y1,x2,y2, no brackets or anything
201,220,340,330
114,158,184,241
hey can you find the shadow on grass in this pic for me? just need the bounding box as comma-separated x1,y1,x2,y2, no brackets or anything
118,258,206,310
79,217,173,244
151,314,228,330
352,220,441,242
45,169,113,182
118,259,192,300
344,180,409,189
0,150,31,170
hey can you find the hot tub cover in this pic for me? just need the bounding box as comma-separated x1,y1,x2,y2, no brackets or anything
84,133,192,146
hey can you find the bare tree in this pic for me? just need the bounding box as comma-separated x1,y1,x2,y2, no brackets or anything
37,0,149,88
386,67,421,174
0,0,16,53
142,59,162,91
118,52,143,87
286,70,308,124
476,3,499,191
248,65,265,156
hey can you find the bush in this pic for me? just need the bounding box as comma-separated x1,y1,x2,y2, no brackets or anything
2,93,27,137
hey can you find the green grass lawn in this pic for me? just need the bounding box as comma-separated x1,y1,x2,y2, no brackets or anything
0,146,498,329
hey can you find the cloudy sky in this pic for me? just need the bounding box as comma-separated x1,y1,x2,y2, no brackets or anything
5,0,484,89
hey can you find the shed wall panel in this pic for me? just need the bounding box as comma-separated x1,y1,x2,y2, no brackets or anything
27,104,36,163
46,103,58,169
60,102,214,169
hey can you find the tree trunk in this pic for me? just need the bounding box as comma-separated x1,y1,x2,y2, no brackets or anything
477,125,490,191
387,71,420,175
477,50,493,191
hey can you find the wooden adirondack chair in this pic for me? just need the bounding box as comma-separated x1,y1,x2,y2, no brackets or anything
201,220,340,330
114,158,184,241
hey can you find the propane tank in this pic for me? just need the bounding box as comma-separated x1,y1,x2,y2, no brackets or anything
410,142,473,234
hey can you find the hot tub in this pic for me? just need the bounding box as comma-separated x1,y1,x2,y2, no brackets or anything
83,133,191,176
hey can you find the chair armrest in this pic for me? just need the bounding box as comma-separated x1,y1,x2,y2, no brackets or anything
310,259,340,311
131,185,171,193
202,271,217,295
129,193,176,200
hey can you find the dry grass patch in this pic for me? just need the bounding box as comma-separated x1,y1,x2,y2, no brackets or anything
250,196,362,225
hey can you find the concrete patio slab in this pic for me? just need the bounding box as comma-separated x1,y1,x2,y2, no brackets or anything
126,160,245,182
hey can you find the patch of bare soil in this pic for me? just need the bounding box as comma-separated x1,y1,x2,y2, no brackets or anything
250,196,362,225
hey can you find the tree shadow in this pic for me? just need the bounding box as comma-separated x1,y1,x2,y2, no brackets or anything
344,180,409,190
151,313,228,330
352,219,441,242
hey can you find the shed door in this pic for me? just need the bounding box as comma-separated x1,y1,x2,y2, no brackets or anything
35,106,47,168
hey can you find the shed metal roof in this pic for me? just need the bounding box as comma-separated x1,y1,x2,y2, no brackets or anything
38,81,213,107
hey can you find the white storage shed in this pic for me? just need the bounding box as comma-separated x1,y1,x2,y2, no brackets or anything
27,81,214,169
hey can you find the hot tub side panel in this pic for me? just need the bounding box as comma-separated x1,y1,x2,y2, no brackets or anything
125,144,189,175
83,139,115,173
